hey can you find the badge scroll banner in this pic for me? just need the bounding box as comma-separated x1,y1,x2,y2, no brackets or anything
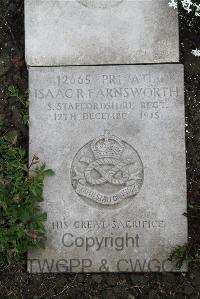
76,182,140,205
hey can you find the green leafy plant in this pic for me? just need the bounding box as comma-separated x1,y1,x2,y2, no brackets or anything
169,244,200,269
189,203,200,210
8,85,29,125
0,131,54,263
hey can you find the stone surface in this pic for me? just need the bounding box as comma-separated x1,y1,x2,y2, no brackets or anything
25,0,179,66
28,64,187,273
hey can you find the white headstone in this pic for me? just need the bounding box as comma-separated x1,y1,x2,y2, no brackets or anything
28,64,187,273
25,0,179,66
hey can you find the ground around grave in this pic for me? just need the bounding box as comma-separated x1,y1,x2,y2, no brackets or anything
0,1,200,298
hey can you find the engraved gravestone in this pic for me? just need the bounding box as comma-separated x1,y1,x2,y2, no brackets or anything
28,64,187,272
25,0,179,66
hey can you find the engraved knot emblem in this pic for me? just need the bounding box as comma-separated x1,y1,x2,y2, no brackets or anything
71,131,144,206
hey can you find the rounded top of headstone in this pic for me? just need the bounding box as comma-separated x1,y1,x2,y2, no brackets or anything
77,0,125,9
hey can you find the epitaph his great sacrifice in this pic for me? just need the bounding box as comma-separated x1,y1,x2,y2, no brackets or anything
28,64,187,273
25,0,179,66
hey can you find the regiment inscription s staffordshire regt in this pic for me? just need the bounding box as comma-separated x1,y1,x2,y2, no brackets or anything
28,65,187,273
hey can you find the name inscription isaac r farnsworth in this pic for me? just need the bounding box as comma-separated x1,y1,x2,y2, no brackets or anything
28,65,187,273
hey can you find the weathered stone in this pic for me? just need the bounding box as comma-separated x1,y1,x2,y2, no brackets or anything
28,64,187,273
25,0,179,66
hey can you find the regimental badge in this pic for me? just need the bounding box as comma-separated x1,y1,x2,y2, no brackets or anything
71,131,144,206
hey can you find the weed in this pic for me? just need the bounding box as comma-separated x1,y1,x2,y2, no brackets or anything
169,244,200,269
0,130,54,263
8,85,29,126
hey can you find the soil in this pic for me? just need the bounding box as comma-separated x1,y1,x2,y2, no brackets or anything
0,1,200,298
